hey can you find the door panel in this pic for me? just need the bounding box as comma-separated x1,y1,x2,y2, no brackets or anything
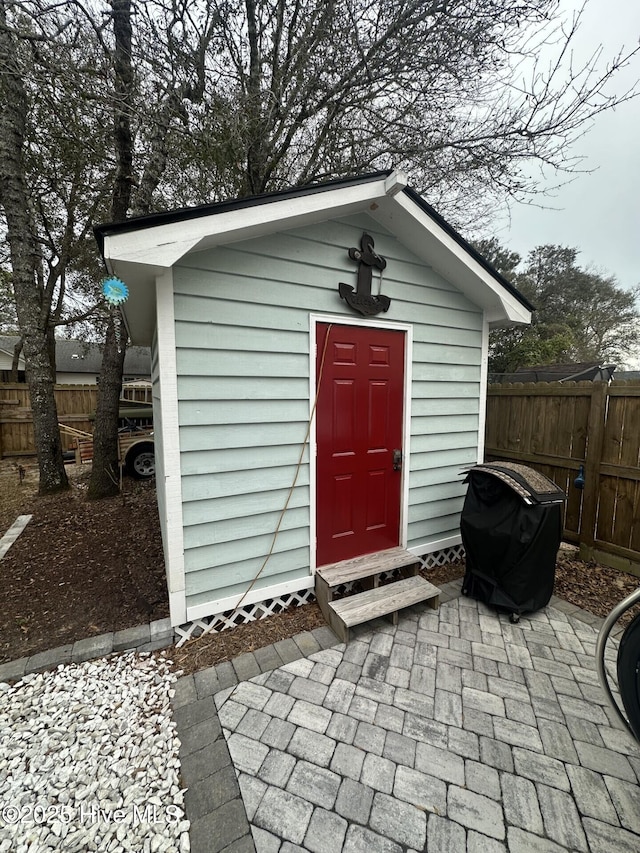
316,323,405,565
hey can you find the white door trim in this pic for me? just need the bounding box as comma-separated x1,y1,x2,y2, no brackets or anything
309,313,413,574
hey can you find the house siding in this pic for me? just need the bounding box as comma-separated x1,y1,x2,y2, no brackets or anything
173,214,482,615
150,333,167,559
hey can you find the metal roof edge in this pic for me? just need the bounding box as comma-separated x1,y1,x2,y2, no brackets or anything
93,171,393,255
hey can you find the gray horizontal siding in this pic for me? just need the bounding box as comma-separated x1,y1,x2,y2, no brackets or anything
173,213,483,612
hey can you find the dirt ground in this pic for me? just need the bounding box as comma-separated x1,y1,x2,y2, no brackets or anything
1,458,639,673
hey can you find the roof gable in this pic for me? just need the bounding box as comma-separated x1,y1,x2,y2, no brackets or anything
94,171,532,345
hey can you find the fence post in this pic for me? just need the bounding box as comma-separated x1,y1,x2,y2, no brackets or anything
579,381,608,559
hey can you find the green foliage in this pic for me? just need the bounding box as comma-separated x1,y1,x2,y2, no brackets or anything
486,243,640,374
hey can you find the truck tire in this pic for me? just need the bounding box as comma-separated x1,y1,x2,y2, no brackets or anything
125,443,155,479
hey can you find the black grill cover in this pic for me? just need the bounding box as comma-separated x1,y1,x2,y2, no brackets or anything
460,463,565,616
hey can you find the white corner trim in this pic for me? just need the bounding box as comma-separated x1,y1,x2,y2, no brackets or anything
477,315,490,464
385,170,409,196
408,534,462,556
155,270,187,626
186,575,315,623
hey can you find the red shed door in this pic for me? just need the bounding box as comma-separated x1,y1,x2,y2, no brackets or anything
316,323,405,566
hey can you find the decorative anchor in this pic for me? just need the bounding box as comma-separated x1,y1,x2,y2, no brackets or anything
338,232,390,316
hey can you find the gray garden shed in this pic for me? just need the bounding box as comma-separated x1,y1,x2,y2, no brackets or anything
95,170,532,637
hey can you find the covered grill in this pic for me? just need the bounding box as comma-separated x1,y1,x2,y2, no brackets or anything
460,462,566,623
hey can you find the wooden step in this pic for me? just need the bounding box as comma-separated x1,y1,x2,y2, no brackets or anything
317,547,420,588
326,576,440,643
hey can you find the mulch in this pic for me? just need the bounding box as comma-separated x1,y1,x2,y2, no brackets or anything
1,458,639,673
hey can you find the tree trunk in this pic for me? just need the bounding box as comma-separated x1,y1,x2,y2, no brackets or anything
88,310,128,499
88,0,133,500
0,0,68,494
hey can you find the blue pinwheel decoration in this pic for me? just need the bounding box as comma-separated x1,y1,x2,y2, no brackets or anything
102,276,129,306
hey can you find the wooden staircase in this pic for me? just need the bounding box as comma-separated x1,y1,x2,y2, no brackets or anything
315,547,440,643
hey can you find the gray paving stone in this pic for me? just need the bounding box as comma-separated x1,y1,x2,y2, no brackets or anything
493,718,543,752
415,742,465,786
190,666,219,699
227,732,270,774
370,631,394,656
370,791,427,850
262,690,295,721
447,785,505,840
238,773,268,820
479,736,514,773
184,762,240,820
342,824,402,853
330,742,366,781
173,695,218,730
538,718,579,764
348,693,378,722
501,774,543,833
409,663,436,696
355,675,395,706
288,698,332,733
335,777,374,824
386,666,410,688
336,660,363,683
189,798,251,853
326,711,358,744
113,623,150,651
571,769,619,833
466,831,506,853
361,753,396,793
286,760,341,809
217,698,248,730
288,675,329,706
179,714,222,758
293,630,322,656
237,708,271,740
448,726,479,761
288,727,336,767
253,644,285,673
343,640,369,664
537,783,588,852
257,747,297,788
311,625,341,650
390,643,414,670
506,826,569,853
180,738,231,786
575,739,637,782
465,759,500,800
323,677,357,712
393,686,434,718
309,661,335,685
462,707,494,737
354,721,386,755
426,814,467,852
462,686,506,717
232,652,261,682
229,680,272,711
374,702,404,733
260,716,296,751
0,656,28,682
582,816,640,853
304,806,348,853
253,785,313,845
383,730,416,768
71,633,113,663
604,774,640,833
273,638,305,664
362,652,390,680
264,667,296,694
513,747,570,791
393,765,446,814
221,835,257,853
251,826,282,853
403,714,448,749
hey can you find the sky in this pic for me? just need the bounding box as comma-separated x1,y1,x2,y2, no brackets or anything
495,0,640,293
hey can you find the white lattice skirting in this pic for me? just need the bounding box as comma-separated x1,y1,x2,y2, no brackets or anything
174,544,465,647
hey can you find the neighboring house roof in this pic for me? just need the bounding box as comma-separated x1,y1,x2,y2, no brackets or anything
491,362,617,384
0,336,150,377
94,170,534,345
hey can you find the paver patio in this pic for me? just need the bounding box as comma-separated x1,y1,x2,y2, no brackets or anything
174,581,640,852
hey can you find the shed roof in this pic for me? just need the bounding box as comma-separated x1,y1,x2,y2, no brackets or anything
94,170,533,344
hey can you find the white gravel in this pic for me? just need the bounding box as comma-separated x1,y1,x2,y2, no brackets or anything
0,652,189,852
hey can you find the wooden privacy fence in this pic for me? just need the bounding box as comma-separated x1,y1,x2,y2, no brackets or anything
0,382,152,457
486,380,640,575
